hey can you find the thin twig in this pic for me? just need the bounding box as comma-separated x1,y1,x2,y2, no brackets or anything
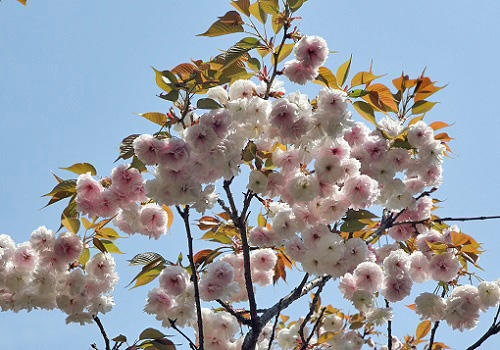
264,20,289,99
267,300,282,350
306,307,326,347
392,215,500,227
299,282,326,350
169,319,198,350
216,299,252,325
385,299,392,350
93,316,110,350
176,205,204,350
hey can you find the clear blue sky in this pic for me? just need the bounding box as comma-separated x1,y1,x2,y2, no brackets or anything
1,0,500,349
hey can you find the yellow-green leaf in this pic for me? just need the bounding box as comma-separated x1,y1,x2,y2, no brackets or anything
416,320,431,339
351,71,382,87
139,328,165,340
258,211,267,227
152,67,172,93
132,266,164,288
96,227,122,240
260,0,280,14
411,100,438,115
139,112,167,126
336,55,352,87
62,215,80,234
82,217,92,230
271,13,284,34
312,66,340,89
60,163,97,176
231,0,251,16
353,101,376,125
198,12,245,37
271,43,294,65
249,1,267,24
101,239,124,254
79,248,90,266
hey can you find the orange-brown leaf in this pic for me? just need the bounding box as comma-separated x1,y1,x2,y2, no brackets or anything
429,121,451,131
363,84,398,113
416,320,431,339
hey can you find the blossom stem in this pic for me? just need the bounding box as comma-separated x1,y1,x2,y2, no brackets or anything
264,18,289,100
391,215,500,227
92,315,110,350
385,299,392,350
169,319,198,350
176,205,204,350
299,282,326,350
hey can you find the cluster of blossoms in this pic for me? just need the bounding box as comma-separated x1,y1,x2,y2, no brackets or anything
283,35,329,85
415,281,500,331
0,227,117,324
75,165,170,240
199,308,277,350
144,265,196,328
199,249,277,302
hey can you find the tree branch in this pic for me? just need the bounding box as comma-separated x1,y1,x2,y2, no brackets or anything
169,319,198,350
466,305,500,350
267,300,282,350
93,315,110,350
385,299,392,350
392,215,500,227
176,205,204,350
299,282,326,350
216,299,252,326
264,19,289,100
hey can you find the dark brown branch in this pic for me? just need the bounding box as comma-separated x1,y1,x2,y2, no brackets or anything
306,307,326,347
267,300,282,350
169,319,198,350
264,21,289,100
392,215,500,227
223,179,261,336
466,305,500,350
176,205,204,350
385,299,392,350
216,299,252,326
93,316,110,350
299,282,326,350
428,289,446,350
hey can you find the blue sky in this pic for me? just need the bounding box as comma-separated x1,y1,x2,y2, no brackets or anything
1,0,500,349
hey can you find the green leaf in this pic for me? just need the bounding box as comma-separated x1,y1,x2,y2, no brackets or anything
197,98,223,110
287,0,307,12
223,37,261,68
198,11,244,37
336,55,352,87
242,140,257,161
139,328,166,340
345,209,378,220
115,134,140,162
159,89,179,102
411,100,438,115
348,89,369,98
353,101,376,125
271,43,294,65
62,215,80,234
79,248,90,266
140,112,167,126
100,239,124,254
260,0,280,14
231,0,251,16
60,163,97,176
271,13,284,34
247,57,261,71
249,1,267,24
43,179,77,197
128,252,166,266
130,155,147,173
340,219,367,232
112,335,127,343
392,138,413,150
127,257,165,288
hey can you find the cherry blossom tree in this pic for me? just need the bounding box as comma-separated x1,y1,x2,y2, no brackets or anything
3,1,500,350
